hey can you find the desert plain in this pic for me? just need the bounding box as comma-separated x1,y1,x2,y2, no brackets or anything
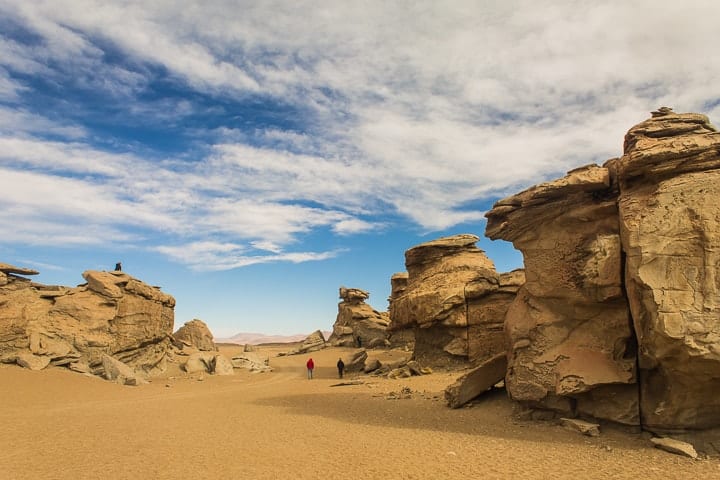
1,344,719,480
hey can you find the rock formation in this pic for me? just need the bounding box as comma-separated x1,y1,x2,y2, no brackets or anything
485,164,638,426
328,287,389,348
0,263,175,380
387,273,414,349
389,234,523,368
283,330,327,355
614,109,720,434
485,108,720,444
173,319,217,351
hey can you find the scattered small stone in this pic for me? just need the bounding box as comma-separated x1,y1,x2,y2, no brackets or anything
559,418,600,437
650,437,698,459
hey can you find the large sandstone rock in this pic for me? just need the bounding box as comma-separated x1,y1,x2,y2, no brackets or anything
485,165,638,425
484,108,720,444
328,287,389,348
614,109,720,432
173,319,217,351
390,234,522,368
286,330,327,355
0,264,175,379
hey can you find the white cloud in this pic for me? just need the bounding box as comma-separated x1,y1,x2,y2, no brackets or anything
155,240,339,271
1,1,720,266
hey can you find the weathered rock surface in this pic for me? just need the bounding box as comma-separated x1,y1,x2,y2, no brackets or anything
173,319,217,352
183,352,235,375
387,272,414,349
231,352,272,373
486,164,637,425
0,264,175,380
614,109,720,433
444,353,507,409
343,349,368,373
286,330,327,355
390,234,523,367
650,437,699,459
328,287,389,348
484,108,720,444
102,354,148,386
559,418,600,437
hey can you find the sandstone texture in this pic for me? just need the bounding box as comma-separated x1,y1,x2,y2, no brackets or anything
390,234,523,368
485,108,720,442
486,164,637,425
173,318,217,351
328,287,389,348
615,109,720,433
0,264,175,379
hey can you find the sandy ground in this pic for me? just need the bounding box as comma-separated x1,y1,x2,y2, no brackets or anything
1,345,718,480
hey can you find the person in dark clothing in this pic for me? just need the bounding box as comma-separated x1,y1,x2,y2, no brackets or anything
337,358,345,379
306,358,314,379
114,262,122,271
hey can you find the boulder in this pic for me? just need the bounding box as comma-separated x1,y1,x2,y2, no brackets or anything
101,354,147,386
15,352,51,371
184,352,216,374
343,349,368,373
232,352,272,373
289,330,327,355
173,319,217,352
444,353,507,408
212,354,235,376
328,287,389,348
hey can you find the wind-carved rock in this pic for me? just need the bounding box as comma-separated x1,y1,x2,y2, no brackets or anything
390,234,523,368
613,109,720,433
486,165,638,425
328,287,389,348
173,319,217,352
0,264,175,379
485,109,720,446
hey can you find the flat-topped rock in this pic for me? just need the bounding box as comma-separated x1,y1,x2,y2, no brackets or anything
0,262,39,276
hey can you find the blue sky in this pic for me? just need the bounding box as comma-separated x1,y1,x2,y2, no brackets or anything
1,1,719,337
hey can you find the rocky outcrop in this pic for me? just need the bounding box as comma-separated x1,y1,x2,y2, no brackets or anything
486,165,638,425
484,108,720,444
0,264,175,379
614,109,720,433
387,273,414,349
328,287,389,348
173,319,217,351
389,234,523,368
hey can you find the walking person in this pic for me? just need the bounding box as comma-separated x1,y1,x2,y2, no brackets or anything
337,358,345,379
306,357,314,379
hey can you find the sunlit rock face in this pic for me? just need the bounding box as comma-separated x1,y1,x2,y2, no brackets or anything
328,287,389,348
485,165,638,425
0,265,175,377
614,109,720,432
485,108,720,437
389,234,522,368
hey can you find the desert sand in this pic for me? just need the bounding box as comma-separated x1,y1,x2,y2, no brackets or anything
1,345,718,480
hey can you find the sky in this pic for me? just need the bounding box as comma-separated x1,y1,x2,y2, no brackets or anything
1,1,719,338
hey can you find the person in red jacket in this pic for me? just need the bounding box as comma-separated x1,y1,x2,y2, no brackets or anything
306,358,314,379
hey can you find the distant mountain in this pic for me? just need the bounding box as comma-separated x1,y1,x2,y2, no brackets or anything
217,331,332,345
